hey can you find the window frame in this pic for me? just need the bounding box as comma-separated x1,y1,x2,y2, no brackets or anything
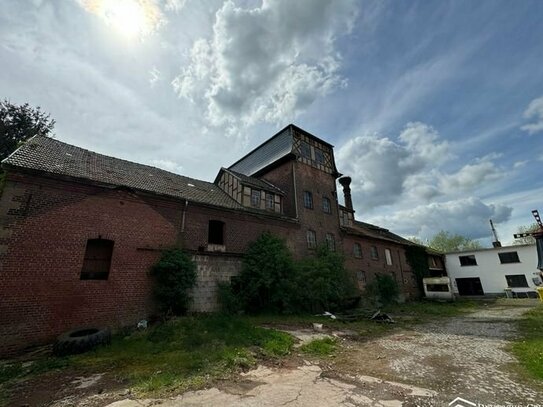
251,189,261,207
307,230,317,249
314,148,325,165
459,255,477,267
265,192,275,210
498,251,520,264
303,190,313,209
208,220,225,245
353,243,362,258
370,246,379,260
300,141,311,159
325,233,336,251
505,274,529,288
322,197,331,214
80,238,114,281
385,248,393,265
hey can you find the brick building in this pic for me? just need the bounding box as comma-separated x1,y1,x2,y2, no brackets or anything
0,124,427,355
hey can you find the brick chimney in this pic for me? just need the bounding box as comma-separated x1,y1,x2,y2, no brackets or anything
338,176,353,212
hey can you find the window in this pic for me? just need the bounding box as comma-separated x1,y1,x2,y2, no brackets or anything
325,233,336,251
459,255,477,266
315,148,324,165
426,284,450,292
356,270,367,284
385,248,393,265
80,239,114,280
499,252,520,264
251,189,260,207
307,230,317,249
322,197,331,214
208,220,225,245
430,256,437,268
505,274,529,288
353,243,362,258
303,191,313,209
370,246,379,260
300,141,311,158
266,193,275,210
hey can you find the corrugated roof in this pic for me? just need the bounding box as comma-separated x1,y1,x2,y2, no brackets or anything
344,220,416,247
2,136,243,209
229,125,294,175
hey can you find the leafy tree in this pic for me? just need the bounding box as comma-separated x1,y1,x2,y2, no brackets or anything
405,245,430,292
365,274,400,305
0,99,55,161
407,236,426,246
295,245,357,312
513,223,540,245
150,248,197,315
426,230,482,253
238,232,296,313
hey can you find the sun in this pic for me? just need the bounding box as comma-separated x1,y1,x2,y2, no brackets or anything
82,0,163,39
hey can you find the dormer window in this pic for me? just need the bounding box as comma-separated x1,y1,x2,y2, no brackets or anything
266,193,274,210
251,189,260,207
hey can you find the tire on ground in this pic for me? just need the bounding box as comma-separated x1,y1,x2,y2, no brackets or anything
53,328,111,356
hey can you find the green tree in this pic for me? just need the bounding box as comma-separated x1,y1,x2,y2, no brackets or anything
150,248,197,315
0,99,55,161
513,223,540,245
238,232,296,313
427,230,482,253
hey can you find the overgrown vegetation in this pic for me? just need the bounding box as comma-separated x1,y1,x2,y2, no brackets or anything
72,315,293,395
512,305,543,379
365,273,400,305
150,248,197,315
405,245,430,292
222,232,357,314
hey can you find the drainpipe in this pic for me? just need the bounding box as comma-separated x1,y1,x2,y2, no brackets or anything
178,199,188,247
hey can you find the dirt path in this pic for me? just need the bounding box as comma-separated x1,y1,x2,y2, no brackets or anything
99,303,543,407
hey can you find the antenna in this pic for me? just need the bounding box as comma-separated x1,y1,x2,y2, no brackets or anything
489,219,501,247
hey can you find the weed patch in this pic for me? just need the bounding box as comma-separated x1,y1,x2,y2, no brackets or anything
300,338,337,356
512,305,543,380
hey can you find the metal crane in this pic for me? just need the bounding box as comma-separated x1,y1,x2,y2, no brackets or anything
513,209,543,270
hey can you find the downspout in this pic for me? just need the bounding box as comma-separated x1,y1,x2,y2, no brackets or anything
292,161,299,219
178,199,188,247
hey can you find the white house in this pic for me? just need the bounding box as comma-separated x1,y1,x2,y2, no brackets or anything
444,244,541,297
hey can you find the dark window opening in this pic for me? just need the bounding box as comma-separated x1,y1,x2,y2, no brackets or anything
426,284,449,292
208,220,225,245
300,141,311,159
499,252,520,264
266,193,275,210
353,243,362,258
326,233,336,251
303,191,313,209
370,246,379,260
322,197,331,214
315,148,324,164
505,274,529,288
307,230,317,249
80,239,114,280
357,270,367,284
459,255,477,266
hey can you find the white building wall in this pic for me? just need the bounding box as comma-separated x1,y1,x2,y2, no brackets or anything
445,244,540,295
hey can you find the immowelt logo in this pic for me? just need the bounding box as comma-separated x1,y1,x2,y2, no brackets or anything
449,397,543,407
449,397,476,407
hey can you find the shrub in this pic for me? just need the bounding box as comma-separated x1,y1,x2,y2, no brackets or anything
366,273,400,306
238,232,296,313
150,248,197,315
295,245,357,312
217,281,243,315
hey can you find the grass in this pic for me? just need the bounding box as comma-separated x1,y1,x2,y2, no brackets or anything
71,315,294,396
300,338,337,356
512,305,543,380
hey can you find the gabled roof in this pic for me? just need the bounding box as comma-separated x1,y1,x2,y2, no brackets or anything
215,168,285,195
2,136,242,210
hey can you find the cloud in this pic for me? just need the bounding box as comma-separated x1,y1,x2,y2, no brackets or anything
521,95,543,134
172,0,357,132
439,160,503,192
150,159,183,174
368,197,512,240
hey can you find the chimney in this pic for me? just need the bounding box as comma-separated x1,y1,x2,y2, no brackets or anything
338,176,354,212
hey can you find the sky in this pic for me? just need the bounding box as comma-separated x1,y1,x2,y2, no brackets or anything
1,0,542,246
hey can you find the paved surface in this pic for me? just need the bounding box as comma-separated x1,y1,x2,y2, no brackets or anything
93,302,543,407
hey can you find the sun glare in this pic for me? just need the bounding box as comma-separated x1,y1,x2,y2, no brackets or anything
83,0,163,39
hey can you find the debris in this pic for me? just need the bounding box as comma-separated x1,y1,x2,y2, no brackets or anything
313,323,323,331
320,311,337,319
370,310,395,323
137,320,148,330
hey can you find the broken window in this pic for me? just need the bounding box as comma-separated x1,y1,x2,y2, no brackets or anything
307,230,317,249
353,243,362,258
208,220,225,245
505,274,529,288
80,239,114,280
322,197,331,214
325,233,335,251
459,255,477,266
251,189,260,207
385,248,393,265
498,252,520,264
370,246,379,260
303,191,313,209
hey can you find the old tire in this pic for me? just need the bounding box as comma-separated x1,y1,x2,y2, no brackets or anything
53,328,111,356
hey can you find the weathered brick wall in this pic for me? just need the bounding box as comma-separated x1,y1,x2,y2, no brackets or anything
190,253,243,312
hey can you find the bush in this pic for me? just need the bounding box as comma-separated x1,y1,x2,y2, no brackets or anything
217,281,243,315
150,248,197,315
238,232,296,313
295,245,357,312
366,273,400,306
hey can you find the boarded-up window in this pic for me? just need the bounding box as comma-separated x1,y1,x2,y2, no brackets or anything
80,239,114,280
208,220,225,245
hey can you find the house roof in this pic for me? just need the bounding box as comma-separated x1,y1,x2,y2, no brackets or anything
344,220,417,247
216,168,285,195
2,136,243,210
